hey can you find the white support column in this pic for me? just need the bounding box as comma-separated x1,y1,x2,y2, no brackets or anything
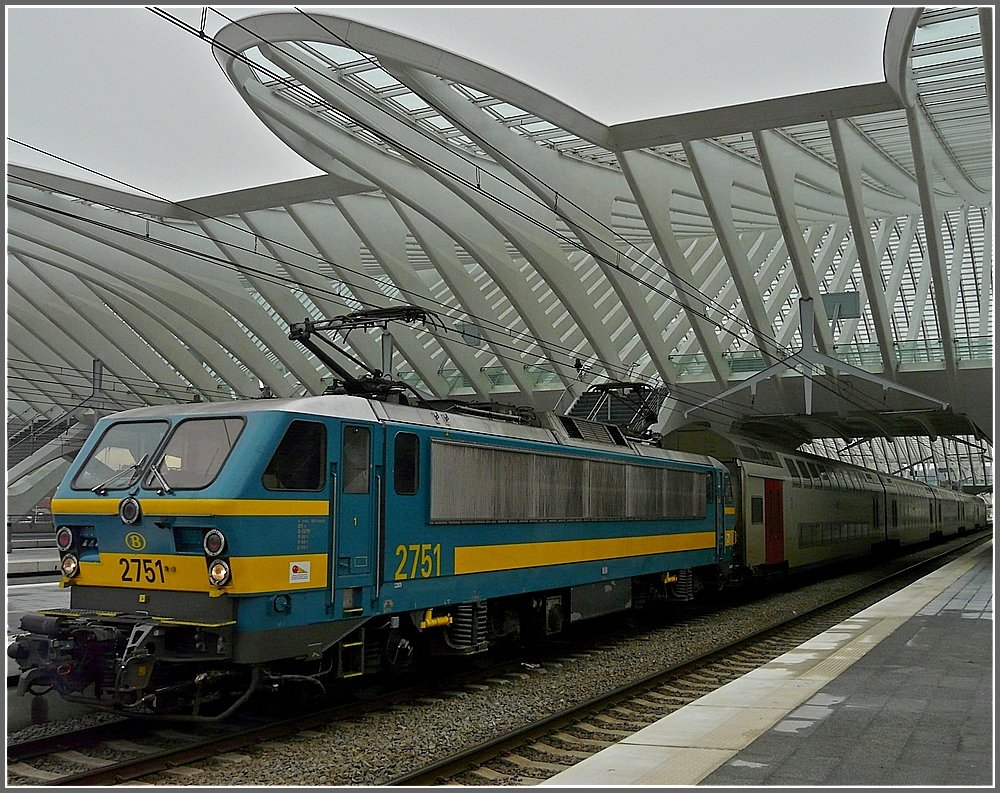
947,204,969,309
703,231,782,357
684,139,783,366
11,253,199,402
201,214,330,395
906,106,959,378
243,53,609,391
978,206,992,337
7,217,261,398
905,248,935,342
6,332,92,409
885,215,918,311
776,223,849,348
835,216,897,347
618,152,734,379
665,241,730,355
384,59,675,384
228,208,384,378
753,130,836,355
338,194,490,398
392,199,540,398
828,119,899,377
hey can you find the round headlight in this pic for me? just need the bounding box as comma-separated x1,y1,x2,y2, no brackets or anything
56,527,73,550
119,497,141,525
203,529,226,557
61,554,80,578
208,560,231,587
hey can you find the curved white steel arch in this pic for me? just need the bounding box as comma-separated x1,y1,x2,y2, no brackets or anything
6,7,992,491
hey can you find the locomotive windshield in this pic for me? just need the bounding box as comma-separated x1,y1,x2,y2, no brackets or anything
142,417,246,490
72,420,169,491
72,417,246,492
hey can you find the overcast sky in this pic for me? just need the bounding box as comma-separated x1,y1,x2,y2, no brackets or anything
6,5,892,201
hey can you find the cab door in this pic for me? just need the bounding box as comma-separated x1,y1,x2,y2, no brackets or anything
714,471,725,558
332,422,383,605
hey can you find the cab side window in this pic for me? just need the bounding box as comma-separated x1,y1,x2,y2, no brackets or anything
394,433,419,495
343,425,371,494
263,421,326,491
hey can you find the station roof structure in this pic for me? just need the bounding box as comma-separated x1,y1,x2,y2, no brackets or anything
5,6,994,491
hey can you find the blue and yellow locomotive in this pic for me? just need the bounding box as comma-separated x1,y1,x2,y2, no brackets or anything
8,393,735,719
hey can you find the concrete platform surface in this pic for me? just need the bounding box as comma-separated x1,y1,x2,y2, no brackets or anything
5,547,61,576
542,539,993,787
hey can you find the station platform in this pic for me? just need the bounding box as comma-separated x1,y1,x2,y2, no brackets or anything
5,547,61,577
542,539,994,787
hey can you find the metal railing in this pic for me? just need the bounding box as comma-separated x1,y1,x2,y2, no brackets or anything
668,335,992,379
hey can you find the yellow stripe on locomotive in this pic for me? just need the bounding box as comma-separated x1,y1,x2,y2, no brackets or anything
454,531,717,575
51,497,329,517
71,552,329,595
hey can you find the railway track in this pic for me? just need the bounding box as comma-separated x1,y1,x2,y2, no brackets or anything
6,647,565,785
6,531,989,786
7,690,420,785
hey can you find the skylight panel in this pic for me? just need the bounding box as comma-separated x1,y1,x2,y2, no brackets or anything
244,47,292,83
392,92,432,113
489,102,525,119
354,68,397,90
911,44,982,69
521,121,557,133
423,115,454,130
913,15,980,45
304,41,363,66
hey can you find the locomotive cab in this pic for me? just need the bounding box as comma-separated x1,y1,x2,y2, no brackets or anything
8,402,345,718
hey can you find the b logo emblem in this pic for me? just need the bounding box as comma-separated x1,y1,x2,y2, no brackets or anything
125,532,146,551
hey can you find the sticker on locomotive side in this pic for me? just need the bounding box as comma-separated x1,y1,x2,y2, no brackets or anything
289,561,311,583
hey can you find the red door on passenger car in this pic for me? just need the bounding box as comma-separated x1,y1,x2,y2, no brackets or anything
764,479,784,565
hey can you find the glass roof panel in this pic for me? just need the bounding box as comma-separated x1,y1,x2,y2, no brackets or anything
913,14,980,43
391,92,432,112
354,68,397,90
489,102,526,119
303,41,362,65
909,8,991,191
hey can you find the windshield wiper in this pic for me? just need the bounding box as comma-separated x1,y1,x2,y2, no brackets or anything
91,454,149,494
148,458,173,494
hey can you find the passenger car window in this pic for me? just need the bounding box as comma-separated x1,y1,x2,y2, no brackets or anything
262,420,326,491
